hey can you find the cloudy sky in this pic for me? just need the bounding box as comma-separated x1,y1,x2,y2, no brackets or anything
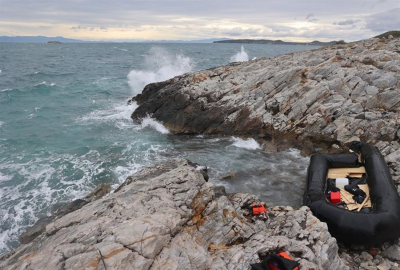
0,0,399,41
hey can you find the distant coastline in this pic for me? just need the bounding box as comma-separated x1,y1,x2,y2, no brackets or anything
213,39,344,46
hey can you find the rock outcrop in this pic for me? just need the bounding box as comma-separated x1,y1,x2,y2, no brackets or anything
0,159,346,269
132,38,400,153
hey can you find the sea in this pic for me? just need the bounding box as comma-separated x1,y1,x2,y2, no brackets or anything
0,42,320,255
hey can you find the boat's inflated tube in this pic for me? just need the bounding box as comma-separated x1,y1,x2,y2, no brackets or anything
303,142,400,245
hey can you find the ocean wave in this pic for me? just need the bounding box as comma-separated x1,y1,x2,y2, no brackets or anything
140,116,170,134
0,171,11,181
230,46,249,62
127,46,194,96
231,137,260,150
0,149,120,254
113,47,129,52
0,88,13,92
0,121,3,128
35,81,55,87
77,102,138,122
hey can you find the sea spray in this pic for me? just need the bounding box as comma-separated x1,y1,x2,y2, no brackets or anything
141,117,170,134
77,103,138,123
230,46,249,62
127,47,194,96
231,137,260,150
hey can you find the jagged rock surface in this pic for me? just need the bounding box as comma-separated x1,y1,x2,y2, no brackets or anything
132,38,400,152
0,159,346,270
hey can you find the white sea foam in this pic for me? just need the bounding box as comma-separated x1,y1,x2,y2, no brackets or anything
141,117,170,134
0,160,58,253
230,46,249,62
127,47,194,96
114,47,128,52
0,88,12,92
0,147,127,253
35,81,55,87
231,137,260,150
0,121,3,128
78,102,138,122
0,171,11,181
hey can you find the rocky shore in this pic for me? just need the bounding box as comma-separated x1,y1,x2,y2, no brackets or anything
2,159,400,269
0,159,346,269
131,37,400,183
2,37,400,269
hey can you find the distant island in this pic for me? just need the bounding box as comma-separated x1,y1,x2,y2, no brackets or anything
213,39,344,46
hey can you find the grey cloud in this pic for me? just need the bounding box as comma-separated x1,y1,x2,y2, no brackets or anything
220,27,263,37
333,19,360,25
1,0,399,41
71,25,88,31
305,13,314,20
71,25,109,31
365,8,400,32
305,13,318,22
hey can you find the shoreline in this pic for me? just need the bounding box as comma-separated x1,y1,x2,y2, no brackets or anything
2,37,400,269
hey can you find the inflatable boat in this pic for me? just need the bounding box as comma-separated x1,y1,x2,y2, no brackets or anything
303,142,400,245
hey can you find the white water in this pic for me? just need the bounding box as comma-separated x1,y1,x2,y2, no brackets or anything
141,117,170,134
127,47,194,96
230,46,249,62
231,137,260,150
35,81,55,87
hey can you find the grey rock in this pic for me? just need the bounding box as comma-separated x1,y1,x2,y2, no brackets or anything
382,245,400,261
365,112,378,120
0,159,346,270
386,149,400,164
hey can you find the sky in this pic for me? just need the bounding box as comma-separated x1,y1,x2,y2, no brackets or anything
0,0,399,42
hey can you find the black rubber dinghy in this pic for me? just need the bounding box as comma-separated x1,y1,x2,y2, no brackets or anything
303,142,400,245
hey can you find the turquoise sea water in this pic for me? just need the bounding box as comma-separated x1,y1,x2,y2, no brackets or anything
0,42,319,254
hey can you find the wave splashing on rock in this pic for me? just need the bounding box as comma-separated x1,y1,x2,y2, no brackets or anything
230,45,249,62
140,116,170,134
127,46,194,96
231,137,260,150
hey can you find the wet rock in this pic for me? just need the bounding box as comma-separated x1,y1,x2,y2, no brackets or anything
84,184,111,202
0,159,346,269
52,199,88,217
19,217,53,244
220,172,238,179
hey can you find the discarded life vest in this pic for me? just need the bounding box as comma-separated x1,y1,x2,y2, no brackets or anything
252,203,267,215
251,252,300,270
